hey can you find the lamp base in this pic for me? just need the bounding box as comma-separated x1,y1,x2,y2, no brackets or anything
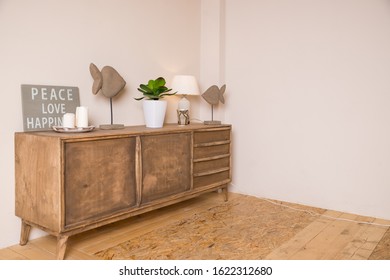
178,96,190,111
204,120,221,125
99,124,125,130
177,109,190,125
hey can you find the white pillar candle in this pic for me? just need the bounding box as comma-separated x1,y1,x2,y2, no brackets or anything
76,106,88,128
63,113,75,128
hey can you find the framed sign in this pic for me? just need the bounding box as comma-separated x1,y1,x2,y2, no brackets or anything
21,84,80,131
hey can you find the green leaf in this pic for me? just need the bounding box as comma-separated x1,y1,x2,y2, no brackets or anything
160,92,177,98
155,86,168,95
137,88,148,94
143,93,160,100
139,84,153,93
147,79,156,91
154,77,166,88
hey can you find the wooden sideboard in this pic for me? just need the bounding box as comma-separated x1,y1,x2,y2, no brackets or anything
15,123,231,259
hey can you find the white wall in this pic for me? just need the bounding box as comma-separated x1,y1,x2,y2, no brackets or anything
199,0,226,122
0,0,201,248
225,0,390,219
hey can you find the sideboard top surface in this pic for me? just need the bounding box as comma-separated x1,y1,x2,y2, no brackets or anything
15,123,231,139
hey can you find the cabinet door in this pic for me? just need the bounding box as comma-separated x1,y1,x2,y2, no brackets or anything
64,137,136,226
141,133,191,204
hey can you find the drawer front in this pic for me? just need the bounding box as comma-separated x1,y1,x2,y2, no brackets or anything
193,156,230,174
64,137,137,226
193,170,230,188
193,129,230,144
193,128,231,189
194,144,230,159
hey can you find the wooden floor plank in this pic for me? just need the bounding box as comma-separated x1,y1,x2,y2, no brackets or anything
7,243,55,260
66,247,102,260
331,215,375,260
319,214,377,260
264,210,343,260
0,248,28,260
290,213,366,260
350,218,390,260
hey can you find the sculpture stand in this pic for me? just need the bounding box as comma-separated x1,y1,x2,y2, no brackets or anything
100,98,124,130
100,124,124,129
204,105,221,125
204,120,221,125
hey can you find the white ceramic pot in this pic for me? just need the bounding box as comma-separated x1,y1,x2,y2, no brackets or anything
143,100,167,128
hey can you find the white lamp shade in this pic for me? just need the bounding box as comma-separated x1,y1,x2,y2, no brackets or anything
171,75,200,96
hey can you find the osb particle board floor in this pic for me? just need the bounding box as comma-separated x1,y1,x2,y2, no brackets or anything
1,192,389,260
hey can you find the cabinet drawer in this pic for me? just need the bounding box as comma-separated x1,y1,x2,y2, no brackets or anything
194,144,230,159
194,156,230,174
64,138,137,226
193,129,230,144
193,170,230,188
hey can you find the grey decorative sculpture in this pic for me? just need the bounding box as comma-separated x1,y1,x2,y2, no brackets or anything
202,84,226,125
90,63,126,129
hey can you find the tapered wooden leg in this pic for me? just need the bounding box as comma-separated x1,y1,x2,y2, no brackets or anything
56,235,69,260
19,220,31,246
222,186,228,202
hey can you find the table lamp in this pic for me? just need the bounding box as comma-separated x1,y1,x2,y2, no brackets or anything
171,75,200,125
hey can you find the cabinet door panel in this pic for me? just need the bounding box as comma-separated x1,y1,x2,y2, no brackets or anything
141,133,191,204
64,138,136,226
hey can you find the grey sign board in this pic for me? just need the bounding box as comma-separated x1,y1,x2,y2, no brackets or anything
21,84,80,131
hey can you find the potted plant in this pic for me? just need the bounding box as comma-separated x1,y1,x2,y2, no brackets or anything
135,77,176,128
